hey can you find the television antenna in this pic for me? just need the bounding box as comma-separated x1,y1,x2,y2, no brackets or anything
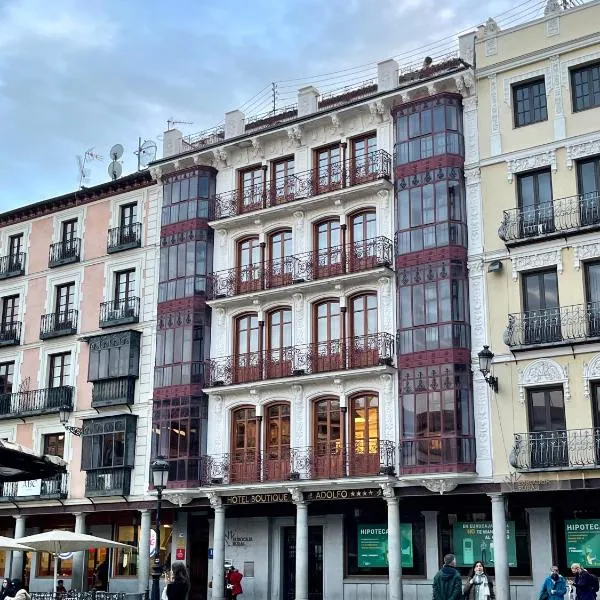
135,137,158,170
167,118,193,130
108,143,124,181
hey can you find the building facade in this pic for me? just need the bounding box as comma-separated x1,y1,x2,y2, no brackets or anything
0,172,170,594
473,0,600,595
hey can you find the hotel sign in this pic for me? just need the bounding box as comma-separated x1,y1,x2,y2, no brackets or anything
225,488,383,505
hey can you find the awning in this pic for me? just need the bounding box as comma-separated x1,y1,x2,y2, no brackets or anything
0,440,67,482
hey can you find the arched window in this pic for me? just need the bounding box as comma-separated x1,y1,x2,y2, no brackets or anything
230,406,258,483
349,293,379,368
313,300,342,372
234,313,259,384
266,308,293,378
349,393,380,476
313,397,343,478
264,402,291,481
349,210,378,272
237,237,261,293
350,210,377,244
314,219,342,278
267,230,293,288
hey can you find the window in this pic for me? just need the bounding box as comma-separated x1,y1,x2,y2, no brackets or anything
349,393,379,476
351,134,377,182
315,219,342,278
313,398,343,478
1,295,19,326
230,407,258,483
120,203,137,228
265,308,292,378
81,416,136,471
350,294,377,338
522,270,560,344
265,403,290,480
267,230,292,286
571,62,600,112
43,433,65,458
115,269,136,302
37,528,72,577
55,282,75,315
513,79,548,127
527,387,567,468
113,524,139,577
154,321,202,388
237,237,261,292
89,331,141,382
161,169,213,226
517,169,554,236
49,353,71,388
61,219,78,243
239,166,264,210
272,157,295,203
234,314,259,384
315,145,342,193
585,261,600,335
350,211,376,245
315,300,341,345
8,234,23,268
578,156,600,227
0,362,14,395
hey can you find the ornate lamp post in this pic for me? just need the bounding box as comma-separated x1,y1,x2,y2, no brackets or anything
150,457,169,600
478,345,499,392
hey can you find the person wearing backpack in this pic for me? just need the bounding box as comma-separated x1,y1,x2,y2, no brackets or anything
570,563,599,600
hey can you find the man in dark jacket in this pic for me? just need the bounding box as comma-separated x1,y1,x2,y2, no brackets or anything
570,563,598,600
433,554,463,600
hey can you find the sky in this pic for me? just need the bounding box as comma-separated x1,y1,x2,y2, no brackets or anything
0,0,548,211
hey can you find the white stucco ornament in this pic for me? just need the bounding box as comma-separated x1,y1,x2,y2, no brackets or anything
583,354,600,400
518,359,569,404
419,479,458,495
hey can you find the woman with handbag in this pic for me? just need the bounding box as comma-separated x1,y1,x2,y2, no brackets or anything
539,566,567,600
462,561,495,600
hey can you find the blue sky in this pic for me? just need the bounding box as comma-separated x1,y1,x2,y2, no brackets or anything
0,0,544,211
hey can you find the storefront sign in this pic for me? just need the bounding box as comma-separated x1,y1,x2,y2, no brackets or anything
565,520,600,567
16,479,41,497
225,529,254,547
357,524,413,568
453,521,517,567
306,488,383,501
176,548,186,560
226,493,291,504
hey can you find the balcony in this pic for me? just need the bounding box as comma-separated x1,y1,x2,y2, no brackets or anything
0,253,25,279
99,298,140,328
85,467,132,497
107,223,142,254
510,429,600,471
206,332,394,387
91,377,136,408
208,237,393,300
0,473,68,501
40,309,78,339
213,150,392,220
499,193,600,245
0,386,74,420
399,437,476,474
48,238,80,267
206,439,397,485
0,321,21,346
504,303,600,349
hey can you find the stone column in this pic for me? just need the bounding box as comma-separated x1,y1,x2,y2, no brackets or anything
11,515,26,579
138,509,152,595
382,484,402,600
489,493,510,600
209,493,226,600
421,511,440,580
527,507,552,589
71,513,86,590
291,488,308,600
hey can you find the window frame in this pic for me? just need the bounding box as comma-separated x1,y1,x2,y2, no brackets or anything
0,361,15,395
49,352,71,388
570,61,600,113
1,295,19,326
114,269,136,303
512,77,548,128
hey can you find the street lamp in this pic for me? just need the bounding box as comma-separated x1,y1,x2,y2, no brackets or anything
151,456,169,600
59,404,82,436
478,345,499,392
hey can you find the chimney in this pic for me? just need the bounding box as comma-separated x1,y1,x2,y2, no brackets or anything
297,86,320,117
459,31,477,66
225,110,245,139
377,59,399,92
162,129,183,158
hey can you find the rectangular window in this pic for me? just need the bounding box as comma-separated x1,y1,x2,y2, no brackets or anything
513,79,548,127
81,416,136,471
43,432,65,458
49,352,71,388
8,234,23,259
115,269,136,302
37,528,72,577
55,282,75,314
120,203,137,228
272,157,295,201
61,219,78,242
517,169,554,236
239,166,263,209
1,295,19,325
0,361,14,395
571,62,600,112
522,269,560,344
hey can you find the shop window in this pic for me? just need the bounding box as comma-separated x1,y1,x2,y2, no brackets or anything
113,524,139,577
37,528,73,577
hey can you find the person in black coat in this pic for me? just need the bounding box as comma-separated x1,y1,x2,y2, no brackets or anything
166,562,189,600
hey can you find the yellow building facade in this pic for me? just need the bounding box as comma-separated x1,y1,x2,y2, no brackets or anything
472,0,600,586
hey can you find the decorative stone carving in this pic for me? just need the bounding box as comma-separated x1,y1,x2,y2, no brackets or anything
455,76,466,96
510,248,563,280
573,242,600,270
330,114,343,135
293,211,305,253
583,354,600,401
380,482,396,499
566,137,600,169
550,56,564,129
547,16,560,36
483,17,500,35
288,487,303,504
165,493,193,507
544,0,561,14
472,375,492,461
378,277,393,334
518,359,569,404
427,83,437,96
215,149,228,167
212,395,224,454
489,75,501,155
420,479,458,495
368,100,386,122
217,229,227,248
483,18,500,57
463,100,479,166
207,492,222,509
287,125,303,147
293,293,306,347
377,190,391,232
215,308,227,357
250,138,264,158
465,181,483,255
292,384,304,446
561,52,600,89
507,150,557,183
380,374,395,442
149,167,162,182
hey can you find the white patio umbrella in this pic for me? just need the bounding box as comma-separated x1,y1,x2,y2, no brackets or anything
17,529,135,592
0,535,35,551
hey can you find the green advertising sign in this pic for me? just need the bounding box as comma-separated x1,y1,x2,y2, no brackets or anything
453,521,517,567
565,520,600,568
357,524,413,568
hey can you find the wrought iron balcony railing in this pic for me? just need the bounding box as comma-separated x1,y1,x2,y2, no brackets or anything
0,253,25,279
499,193,600,244
205,439,397,485
0,386,74,419
40,309,78,339
503,303,600,349
0,321,21,346
0,473,68,501
214,150,392,219
92,377,136,408
85,467,132,497
107,223,142,253
510,428,600,470
206,332,394,387
99,297,140,328
208,236,393,299
399,436,476,474
49,238,81,267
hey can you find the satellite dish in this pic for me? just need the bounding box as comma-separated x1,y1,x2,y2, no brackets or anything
110,143,124,161
108,161,123,180
139,140,157,168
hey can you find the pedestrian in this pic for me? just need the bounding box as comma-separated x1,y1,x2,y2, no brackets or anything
227,565,243,600
463,561,495,599
0,579,11,600
539,565,567,600
569,563,599,600
433,553,463,600
166,561,189,600
4,579,30,600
